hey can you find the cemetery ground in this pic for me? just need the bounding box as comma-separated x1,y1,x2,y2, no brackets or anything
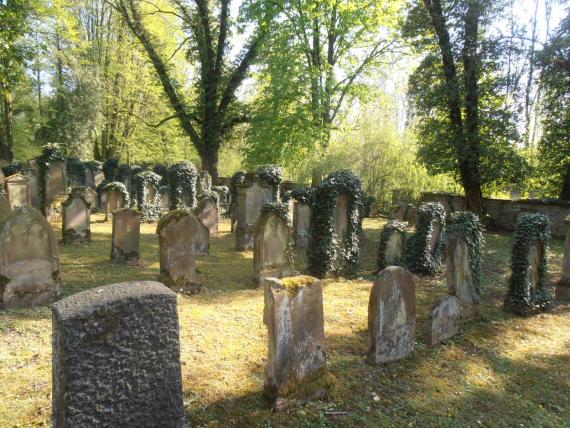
1,217,569,427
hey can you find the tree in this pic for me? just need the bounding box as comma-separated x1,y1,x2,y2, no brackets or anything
537,12,570,199
109,0,276,181
405,0,528,215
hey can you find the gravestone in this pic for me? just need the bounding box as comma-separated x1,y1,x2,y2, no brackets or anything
367,266,415,364
23,170,40,209
377,221,407,271
52,281,185,427
0,206,61,309
254,209,295,285
111,209,141,264
556,215,570,302
46,160,67,202
83,187,98,213
5,173,31,208
428,295,461,345
62,190,91,244
389,205,405,221
0,193,11,225
160,187,170,213
334,193,350,239
157,210,209,293
235,180,275,250
293,200,311,248
195,196,218,236
263,276,334,410
85,168,104,188
105,188,127,221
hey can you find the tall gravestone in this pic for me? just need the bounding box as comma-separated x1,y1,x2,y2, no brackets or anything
556,215,570,302
62,189,91,244
195,196,218,236
23,170,40,209
52,281,185,427
263,276,334,410
134,171,162,222
376,221,407,271
5,173,31,208
254,207,295,285
235,180,275,250
111,209,141,264
367,266,415,364
0,206,61,309
46,160,67,202
293,199,311,249
157,210,209,293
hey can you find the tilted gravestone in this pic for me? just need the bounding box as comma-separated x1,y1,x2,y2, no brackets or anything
235,180,275,250
376,221,407,272
0,206,61,309
556,215,570,302
293,199,311,249
195,196,218,236
263,276,335,410
157,210,209,293
428,295,461,345
62,189,91,244
111,209,141,264
5,173,31,208
51,281,185,427
254,206,295,285
367,266,415,364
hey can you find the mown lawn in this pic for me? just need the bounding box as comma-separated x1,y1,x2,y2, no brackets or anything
0,215,568,427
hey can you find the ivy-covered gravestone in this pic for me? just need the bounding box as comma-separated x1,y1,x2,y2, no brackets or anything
168,161,199,210
255,165,283,201
307,170,364,278
403,202,446,275
556,215,570,302
504,213,554,315
133,171,163,222
101,182,129,221
83,160,103,187
446,212,483,315
291,188,312,249
376,221,407,272
36,143,67,215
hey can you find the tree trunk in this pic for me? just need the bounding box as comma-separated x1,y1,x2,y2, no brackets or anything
0,92,15,162
201,148,219,184
560,163,570,200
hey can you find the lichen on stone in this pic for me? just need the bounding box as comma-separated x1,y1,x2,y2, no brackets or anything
280,275,318,295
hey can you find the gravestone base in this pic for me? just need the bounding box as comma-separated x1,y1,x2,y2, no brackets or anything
63,228,91,245
555,281,570,303
428,296,461,346
268,370,337,411
160,270,202,295
111,248,141,266
1,260,61,309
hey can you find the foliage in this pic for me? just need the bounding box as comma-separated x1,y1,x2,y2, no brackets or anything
212,185,229,204
36,143,66,214
82,160,102,173
153,164,168,186
255,165,283,187
363,195,376,218
102,159,119,181
261,201,295,269
65,156,85,185
447,211,484,301
504,213,554,316
168,161,199,210
290,187,313,204
307,170,364,278
2,161,24,177
376,221,407,271
403,202,446,275
133,170,163,222
229,170,247,218
101,181,130,208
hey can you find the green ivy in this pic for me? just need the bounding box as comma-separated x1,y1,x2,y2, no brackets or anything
261,201,295,269
376,221,407,271
133,171,163,222
363,195,376,218
2,161,24,177
229,170,247,218
168,161,199,210
66,156,85,185
504,213,554,316
307,170,364,278
102,159,119,181
82,160,102,173
36,143,66,215
101,181,130,208
447,211,484,301
153,164,168,186
255,165,283,200
403,202,446,275
291,187,313,204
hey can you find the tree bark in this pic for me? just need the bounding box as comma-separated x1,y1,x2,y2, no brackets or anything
0,92,15,162
560,163,570,200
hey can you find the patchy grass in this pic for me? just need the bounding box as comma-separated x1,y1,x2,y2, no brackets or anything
0,215,568,427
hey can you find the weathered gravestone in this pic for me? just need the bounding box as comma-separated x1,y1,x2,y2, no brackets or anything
446,212,483,316
556,215,570,302
0,206,61,309
111,209,141,264
504,213,554,315
46,160,67,202
376,221,407,271
83,186,98,213
428,295,461,345
22,170,40,209
367,266,415,364
263,276,335,410
0,193,10,226
334,192,350,239
5,173,31,208
134,171,163,222
254,205,295,285
235,180,275,250
51,281,185,427
62,189,91,244
291,189,312,249
157,210,209,293
84,166,104,188
102,183,129,221
195,196,218,236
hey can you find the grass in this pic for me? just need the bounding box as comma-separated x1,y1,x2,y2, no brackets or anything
0,215,569,427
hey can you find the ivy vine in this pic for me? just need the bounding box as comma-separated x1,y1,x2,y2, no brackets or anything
66,156,85,185
101,181,130,208
307,170,364,278
376,221,407,272
82,160,102,174
255,165,283,200
153,164,169,186
102,159,119,181
291,187,313,204
403,202,446,275
133,171,163,222
36,143,66,215
504,213,554,316
260,201,295,269
168,161,199,210
2,161,24,177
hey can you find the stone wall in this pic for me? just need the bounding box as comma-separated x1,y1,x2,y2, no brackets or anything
420,192,570,239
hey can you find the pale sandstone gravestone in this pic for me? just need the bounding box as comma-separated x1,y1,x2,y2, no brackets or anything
377,222,407,271
157,210,209,293
254,210,295,285
104,188,127,221
195,196,218,236
334,193,350,240
111,209,141,264
85,168,104,188
293,199,311,248
0,206,61,309
235,180,275,250
62,190,91,244
263,276,335,410
82,187,98,213
428,295,461,345
556,215,570,302
5,173,31,208
367,266,415,364
446,233,480,316
51,281,185,427
46,160,67,202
